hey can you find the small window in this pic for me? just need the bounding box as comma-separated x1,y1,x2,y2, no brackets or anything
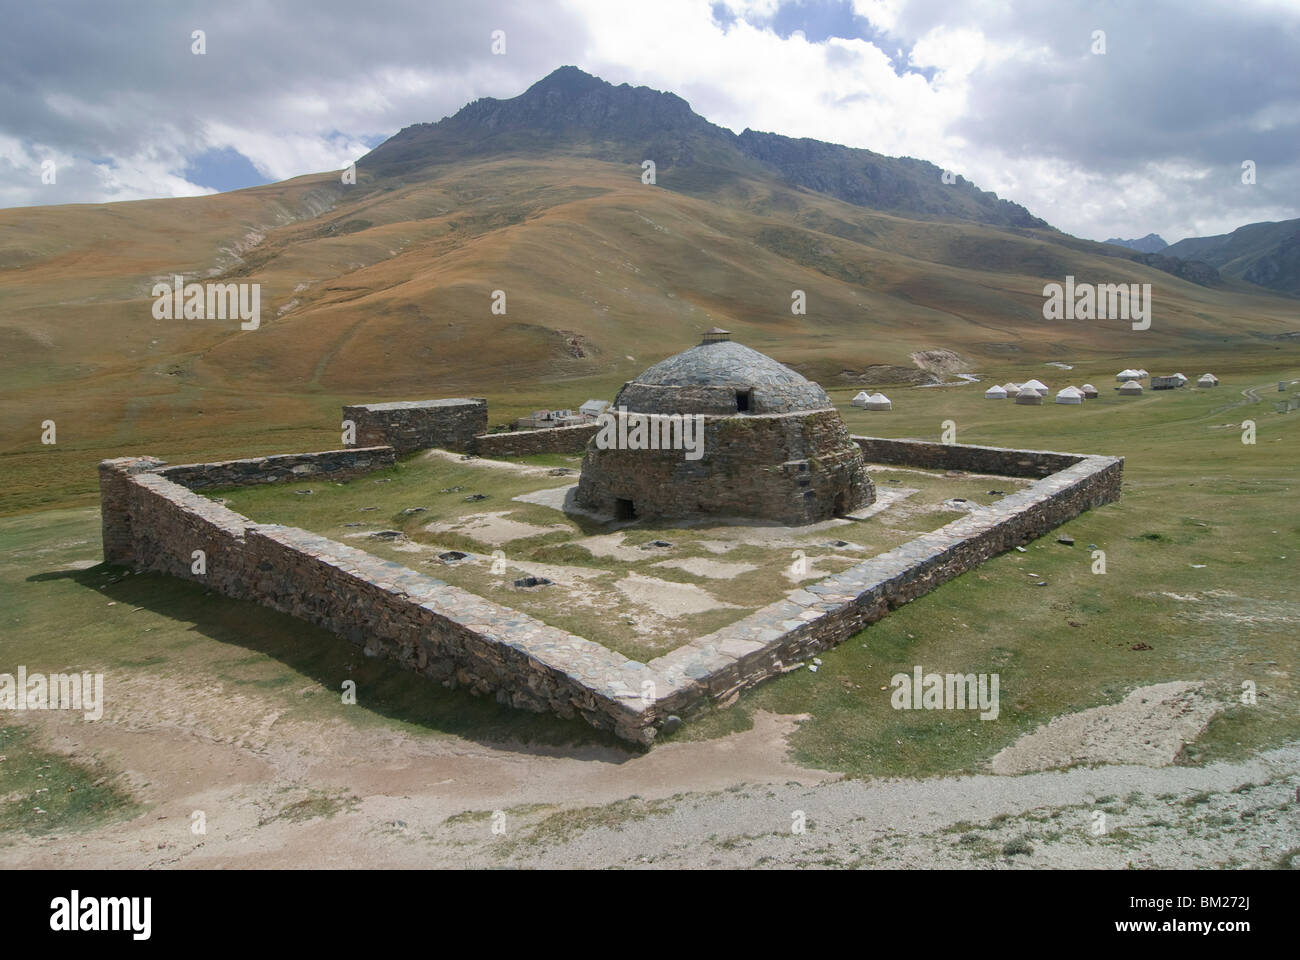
614,498,637,521
736,389,752,412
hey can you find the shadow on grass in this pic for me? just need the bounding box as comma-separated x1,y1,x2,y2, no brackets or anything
27,564,638,764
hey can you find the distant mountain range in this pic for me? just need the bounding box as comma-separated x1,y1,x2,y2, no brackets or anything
362,66,1048,230
1105,233,1168,253
1163,219,1300,297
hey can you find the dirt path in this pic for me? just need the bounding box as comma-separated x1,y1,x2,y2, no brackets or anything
3,680,1296,869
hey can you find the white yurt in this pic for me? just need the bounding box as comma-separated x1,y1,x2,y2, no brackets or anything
1080,383,1100,399
984,385,1008,399
1002,382,1022,394
1197,373,1219,387
1117,380,1144,396
1173,372,1189,385
1055,386,1084,404
864,392,892,411
1015,385,1044,405
851,390,872,408
1116,368,1142,382
1135,369,1149,378
1022,378,1049,396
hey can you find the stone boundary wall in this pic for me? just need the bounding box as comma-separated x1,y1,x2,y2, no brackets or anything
98,458,656,744
646,453,1123,715
469,423,599,457
157,447,395,490
343,399,487,454
852,436,1086,478
98,435,1123,747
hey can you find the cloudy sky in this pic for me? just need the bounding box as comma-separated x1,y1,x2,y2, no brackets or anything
3,0,1297,244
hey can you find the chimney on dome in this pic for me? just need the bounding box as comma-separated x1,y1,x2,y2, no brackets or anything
701,327,731,344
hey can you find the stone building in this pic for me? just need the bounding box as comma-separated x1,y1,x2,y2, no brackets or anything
574,331,874,524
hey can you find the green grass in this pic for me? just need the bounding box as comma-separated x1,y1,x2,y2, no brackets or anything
0,724,138,837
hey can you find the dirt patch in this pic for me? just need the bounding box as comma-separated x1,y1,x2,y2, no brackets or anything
615,573,737,618
653,557,758,579
989,681,1223,775
911,349,971,379
420,448,567,477
423,511,570,547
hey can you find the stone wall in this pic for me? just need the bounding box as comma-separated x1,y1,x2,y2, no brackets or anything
98,458,656,744
575,408,874,525
853,436,1089,478
99,456,167,565
343,399,487,454
98,434,1123,747
469,423,599,457
158,447,395,490
616,380,830,416
648,453,1123,715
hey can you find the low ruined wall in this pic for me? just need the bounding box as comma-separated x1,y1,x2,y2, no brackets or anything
97,457,655,744
158,447,395,490
649,453,1124,715
98,432,1124,747
343,399,487,454
853,436,1087,478
246,525,650,741
469,423,599,457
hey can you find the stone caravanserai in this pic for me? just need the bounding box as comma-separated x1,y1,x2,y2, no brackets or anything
97,330,1124,746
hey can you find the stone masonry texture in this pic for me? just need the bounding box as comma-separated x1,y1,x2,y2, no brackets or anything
575,409,875,525
343,399,487,454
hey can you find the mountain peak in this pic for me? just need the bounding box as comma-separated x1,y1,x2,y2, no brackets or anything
522,65,607,96
359,68,1047,229
1105,233,1168,253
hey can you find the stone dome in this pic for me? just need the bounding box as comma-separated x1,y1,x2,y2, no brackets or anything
615,337,832,415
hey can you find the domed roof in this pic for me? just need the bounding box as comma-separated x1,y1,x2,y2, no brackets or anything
615,337,832,415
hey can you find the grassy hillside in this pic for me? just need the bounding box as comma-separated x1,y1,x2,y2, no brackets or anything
1164,218,1300,297
1,150,1298,516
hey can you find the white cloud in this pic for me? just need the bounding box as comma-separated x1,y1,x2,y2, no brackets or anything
0,0,1295,244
